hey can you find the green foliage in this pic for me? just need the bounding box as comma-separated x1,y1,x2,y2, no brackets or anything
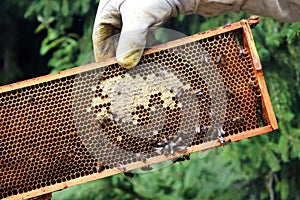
3,1,300,199
53,150,250,200
286,22,300,44
25,0,97,73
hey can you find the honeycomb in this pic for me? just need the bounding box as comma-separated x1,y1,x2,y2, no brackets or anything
0,17,277,200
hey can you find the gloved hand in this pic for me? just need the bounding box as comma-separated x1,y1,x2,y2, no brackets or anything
93,0,300,69
93,0,178,69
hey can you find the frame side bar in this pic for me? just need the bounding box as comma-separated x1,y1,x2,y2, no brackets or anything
241,20,278,130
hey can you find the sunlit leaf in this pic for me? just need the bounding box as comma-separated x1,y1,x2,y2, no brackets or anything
264,150,281,172
35,23,45,33
40,37,64,55
50,1,60,12
62,0,69,16
278,136,290,162
279,179,289,200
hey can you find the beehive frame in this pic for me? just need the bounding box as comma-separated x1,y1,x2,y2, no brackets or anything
0,16,277,200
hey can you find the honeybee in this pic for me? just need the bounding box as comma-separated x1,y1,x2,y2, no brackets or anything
175,88,184,98
209,112,216,120
225,88,235,97
170,145,175,155
27,96,34,102
216,126,225,137
247,80,256,90
136,153,147,162
123,171,134,178
170,86,183,98
96,73,105,81
216,54,224,64
164,144,170,156
135,153,141,159
172,154,190,163
97,162,105,172
118,164,126,172
159,70,166,77
239,47,245,57
218,136,226,146
153,147,163,155
176,146,187,153
141,165,153,171
203,125,211,132
196,91,203,96
184,154,190,160
233,117,243,124
107,111,117,122
175,136,183,145
101,117,110,125
172,157,185,163
195,125,201,134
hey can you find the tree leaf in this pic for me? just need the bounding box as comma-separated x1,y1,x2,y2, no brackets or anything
292,137,300,149
289,136,300,158
40,37,64,55
35,23,45,33
264,150,280,172
280,179,289,200
287,22,300,44
62,0,69,16
278,136,290,162
24,1,39,18
50,1,60,12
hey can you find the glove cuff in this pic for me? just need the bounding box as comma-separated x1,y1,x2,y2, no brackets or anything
172,0,245,16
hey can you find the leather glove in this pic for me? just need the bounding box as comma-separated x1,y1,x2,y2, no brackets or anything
93,0,300,69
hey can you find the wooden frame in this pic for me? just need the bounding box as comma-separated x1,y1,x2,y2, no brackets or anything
1,16,278,200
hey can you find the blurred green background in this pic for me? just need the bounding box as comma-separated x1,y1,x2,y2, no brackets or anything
1,0,300,199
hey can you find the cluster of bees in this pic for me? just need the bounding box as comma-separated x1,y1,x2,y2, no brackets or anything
94,44,251,179
152,135,187,156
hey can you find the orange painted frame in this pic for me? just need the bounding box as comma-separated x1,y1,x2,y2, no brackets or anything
1,16,278,200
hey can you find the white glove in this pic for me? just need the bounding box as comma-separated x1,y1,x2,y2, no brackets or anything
93,0,177,69
93,0,300,69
